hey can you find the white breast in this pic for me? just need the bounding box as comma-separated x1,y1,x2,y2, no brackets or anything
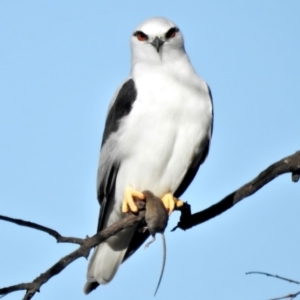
113,63,212,207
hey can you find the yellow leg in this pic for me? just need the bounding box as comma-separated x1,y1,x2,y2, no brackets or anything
122,187,145,213
161,193,184,215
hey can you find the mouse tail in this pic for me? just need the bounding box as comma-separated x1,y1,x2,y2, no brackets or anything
154,234,166,296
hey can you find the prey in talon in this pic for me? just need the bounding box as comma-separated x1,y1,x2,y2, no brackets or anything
143,190,169,296
161,193,184,215
122,187,145,213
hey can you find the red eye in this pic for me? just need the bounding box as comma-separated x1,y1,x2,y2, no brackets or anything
166,27,178,39
169,31,176,38
135,31,148,41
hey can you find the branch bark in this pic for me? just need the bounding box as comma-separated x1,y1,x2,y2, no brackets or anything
173,150,300,231
246,271,300,300
0,215,84,245
0,210,145,300
0,150,299,299
246,271,300,285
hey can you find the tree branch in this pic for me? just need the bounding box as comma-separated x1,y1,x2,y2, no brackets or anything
246,271,300,285
0,215,84,245
246,271,300,300
268,291,300,300
172,150,300,231
0,150,299,299
0,210,145,299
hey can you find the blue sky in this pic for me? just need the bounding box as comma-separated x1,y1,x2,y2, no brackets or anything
1,1,300,299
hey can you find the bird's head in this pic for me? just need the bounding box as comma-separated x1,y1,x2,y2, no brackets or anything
131,17,186,64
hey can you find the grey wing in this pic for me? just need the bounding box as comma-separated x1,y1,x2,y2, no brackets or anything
96,78,137,231
174,84,214,198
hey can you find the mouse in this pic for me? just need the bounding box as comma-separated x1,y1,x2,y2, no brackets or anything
143,190,169,296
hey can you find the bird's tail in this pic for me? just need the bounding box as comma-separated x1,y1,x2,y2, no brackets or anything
84,227,136,294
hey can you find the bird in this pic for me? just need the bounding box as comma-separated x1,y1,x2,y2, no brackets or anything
84,16,213,294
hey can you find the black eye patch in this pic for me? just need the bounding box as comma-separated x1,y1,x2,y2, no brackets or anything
165,27,179,39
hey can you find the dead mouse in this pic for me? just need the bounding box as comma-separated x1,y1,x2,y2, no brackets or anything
143,190,169,296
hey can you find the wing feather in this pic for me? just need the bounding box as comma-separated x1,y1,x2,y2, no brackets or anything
96,78,137,230
174,84,214,198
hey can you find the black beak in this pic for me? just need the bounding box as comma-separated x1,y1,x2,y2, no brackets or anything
151,37,164,53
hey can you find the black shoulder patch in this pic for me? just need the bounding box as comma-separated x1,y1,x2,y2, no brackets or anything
101,79,137,147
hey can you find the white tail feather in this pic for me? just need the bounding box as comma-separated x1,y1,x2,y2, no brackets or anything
86,227,136,285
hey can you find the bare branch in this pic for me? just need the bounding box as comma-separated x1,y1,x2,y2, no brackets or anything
0,215,84,245
1,150,299,298
173,150,300,231
246,271,300,285
0,210,145,299
268,291,300,300
246,272,300,300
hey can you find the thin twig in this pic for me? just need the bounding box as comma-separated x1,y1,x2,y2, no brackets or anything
0,215,84,245
246,272,300,285
0,210,145,300
268,290,300,300
246,272,300,300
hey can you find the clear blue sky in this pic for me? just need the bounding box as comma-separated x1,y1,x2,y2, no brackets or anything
1,1,300,299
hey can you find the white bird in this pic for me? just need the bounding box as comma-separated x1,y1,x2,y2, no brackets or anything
84,17,213,294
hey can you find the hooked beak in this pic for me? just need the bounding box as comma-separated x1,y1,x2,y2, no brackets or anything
151,37,164,53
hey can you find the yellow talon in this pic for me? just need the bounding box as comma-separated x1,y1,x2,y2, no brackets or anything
161,193,183,215
122,187,145,213
175,199,184,208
